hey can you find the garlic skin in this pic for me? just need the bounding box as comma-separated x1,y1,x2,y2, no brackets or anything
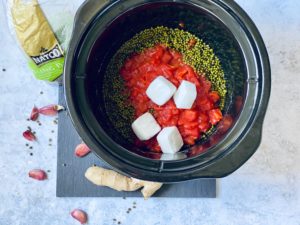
23,130,36,141
30,105,39,121
38,104,65,116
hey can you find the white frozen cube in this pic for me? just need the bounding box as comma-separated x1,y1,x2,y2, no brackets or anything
173,80,197,109
146,76,177,106
160,152,187,161
132,112,161,141
157,126,184,154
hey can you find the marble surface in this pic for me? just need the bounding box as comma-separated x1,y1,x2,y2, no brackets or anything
0,0,300,224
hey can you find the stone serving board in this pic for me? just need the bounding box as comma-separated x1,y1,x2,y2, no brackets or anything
56,86,216,197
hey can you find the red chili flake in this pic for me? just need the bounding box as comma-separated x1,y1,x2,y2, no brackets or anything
28,169,47,181
30,105,39,121
23,130,36,141
75,143,91,157
71,209,88,224
188,39,197,49
39,104,65,116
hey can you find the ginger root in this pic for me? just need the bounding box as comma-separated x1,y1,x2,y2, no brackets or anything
85,166,142,191
85,166,163,199
131,178,163,199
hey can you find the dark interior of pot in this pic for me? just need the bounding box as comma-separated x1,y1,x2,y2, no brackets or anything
84,2,247,160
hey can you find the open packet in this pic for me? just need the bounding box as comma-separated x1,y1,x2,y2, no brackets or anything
3,0,75,82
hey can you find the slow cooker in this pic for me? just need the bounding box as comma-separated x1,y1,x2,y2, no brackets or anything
64,0,271,182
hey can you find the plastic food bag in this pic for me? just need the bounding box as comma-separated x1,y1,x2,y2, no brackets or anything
3,0,79,82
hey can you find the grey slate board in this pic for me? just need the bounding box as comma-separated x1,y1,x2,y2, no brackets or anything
56,85,216,197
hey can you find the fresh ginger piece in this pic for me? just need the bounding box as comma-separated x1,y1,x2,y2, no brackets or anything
85,166,142,191
85,166,163,198
131,178,163,199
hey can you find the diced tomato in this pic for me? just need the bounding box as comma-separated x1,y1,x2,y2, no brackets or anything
184,136,197,145
120,44,223,152
199,99,214,112
139,63,154,74
170,59,181,67
124,59,134,70
144,139,161,153
188,145,205,157
178,116,185,126
169,115,179,126
208,91,220,103
189,77,201,88
172,109,180,115
235,96,243,114
170,50,182,60
198,112,209,123
161,51,173,64
148,45,165,59
152,144,161,152
161,109,172,121
136,81,146,89
159,64,174,79
175,66,188,80
178,109,197,125
164,100,176,109
208,109,223,125
133,55,147,66
198,112,210,132
185,66,197,79
184,128,199,137
209,133,222,146
131,88,139,97
217,114,233,134
198,121,210,133
183,122,198,129
145,71,159,83
150,140,161,152
201,79,212,93
180,110,198,122
126,80,133,89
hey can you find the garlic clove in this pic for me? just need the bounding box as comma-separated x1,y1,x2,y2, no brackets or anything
28,169,47,181
75,143,91,157
71,209,88,224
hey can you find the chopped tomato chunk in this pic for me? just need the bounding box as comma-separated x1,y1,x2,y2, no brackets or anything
161,51,173,64
120,44,223,152
208,91,220,103
208,109,223,125
217,114,233,134
180,110,198,122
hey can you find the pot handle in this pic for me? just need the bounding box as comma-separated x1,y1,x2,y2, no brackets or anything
191,114,265,179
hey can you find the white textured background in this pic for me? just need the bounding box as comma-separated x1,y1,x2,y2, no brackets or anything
0,0,299,224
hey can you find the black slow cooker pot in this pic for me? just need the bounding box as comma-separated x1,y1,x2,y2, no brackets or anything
64,0,271,182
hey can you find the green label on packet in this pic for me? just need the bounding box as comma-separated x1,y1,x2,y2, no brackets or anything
28,57,64,82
